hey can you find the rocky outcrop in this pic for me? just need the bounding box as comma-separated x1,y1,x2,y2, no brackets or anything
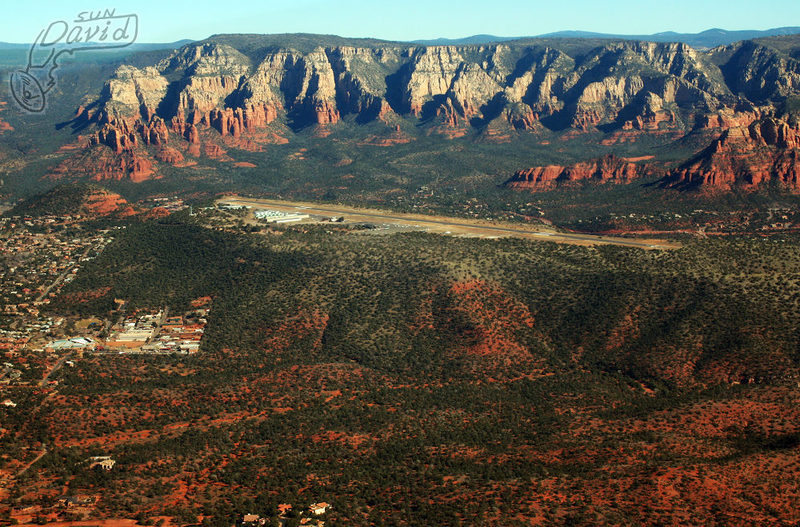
87,37,800,144
711,40,800,103
508,114,800,192
154,147,184,165
91,116,170,153
327,47,397,122
694,108,762,130
0,101,14,133
665,116,800,190
502,47,572,127
505,154,653,190
84,189,136,216
99,65,169,121
70,35,800,192
401,46,465,116
49,146,158,183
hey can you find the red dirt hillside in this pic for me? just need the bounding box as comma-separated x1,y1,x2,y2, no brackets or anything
8,184,150,221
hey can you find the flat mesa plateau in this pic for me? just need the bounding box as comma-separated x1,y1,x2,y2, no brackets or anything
219,196,680,249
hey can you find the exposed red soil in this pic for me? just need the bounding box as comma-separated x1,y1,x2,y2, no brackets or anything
56,142,86,153
605,305,641,351
357,130,414,146
448,280,536,356
309,430,374,450
84,192,133,215
0,101,13,133
11,349,800,525
59,286,112,304
13,520,149,527
260,310,329,354
191,296,213,307
221,130,289,150
479,127,512,143
600,128,684,145
143,207,172,219
434,280,550,379
432,127,469,139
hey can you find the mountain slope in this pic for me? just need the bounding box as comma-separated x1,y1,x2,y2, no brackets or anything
10,33,800,196
6,183,144,219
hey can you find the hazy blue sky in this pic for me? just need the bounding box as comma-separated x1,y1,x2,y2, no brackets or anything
5,0,800,43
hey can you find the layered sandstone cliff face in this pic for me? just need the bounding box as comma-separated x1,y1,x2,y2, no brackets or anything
507,114,800,192
49,146,157,183
711,41,800,103
505,154,653,190
77,35,800,189
664,116,800,190
87,37,759,147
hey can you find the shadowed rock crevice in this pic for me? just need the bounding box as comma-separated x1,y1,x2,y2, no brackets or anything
155,81,184,121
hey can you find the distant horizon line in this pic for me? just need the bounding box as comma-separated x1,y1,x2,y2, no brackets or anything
1,26,799,46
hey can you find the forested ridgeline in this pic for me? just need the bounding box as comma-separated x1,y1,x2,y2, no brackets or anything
16,223,800,525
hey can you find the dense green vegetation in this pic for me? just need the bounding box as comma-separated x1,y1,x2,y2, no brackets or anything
56,218,800,385
6,183,103,217
11,215,796,524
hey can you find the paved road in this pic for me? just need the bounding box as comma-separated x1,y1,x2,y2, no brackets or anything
34,242,97,303
39,352,72,386
15,444,47,478
222,197,677,250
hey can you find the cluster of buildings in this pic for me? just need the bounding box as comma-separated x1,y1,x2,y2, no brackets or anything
253,209,310,223
0,328,31,356
140,310,207,354
86,456,116,470
56,495,95,508
0,217,111,363
217,202,311,224
54,494,96,519
101,298,210,354
0,218,109,309
45,337,96,353
105,311,162,349
239,502,331,527
1,317,67,360
33,303,210,357
0,361,22,384
100,307,207,354
145,196,188,212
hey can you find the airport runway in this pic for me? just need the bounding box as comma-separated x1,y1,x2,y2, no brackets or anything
219,196,679,250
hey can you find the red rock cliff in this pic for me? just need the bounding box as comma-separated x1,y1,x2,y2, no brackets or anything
665,116,800,190
505,154,653,190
